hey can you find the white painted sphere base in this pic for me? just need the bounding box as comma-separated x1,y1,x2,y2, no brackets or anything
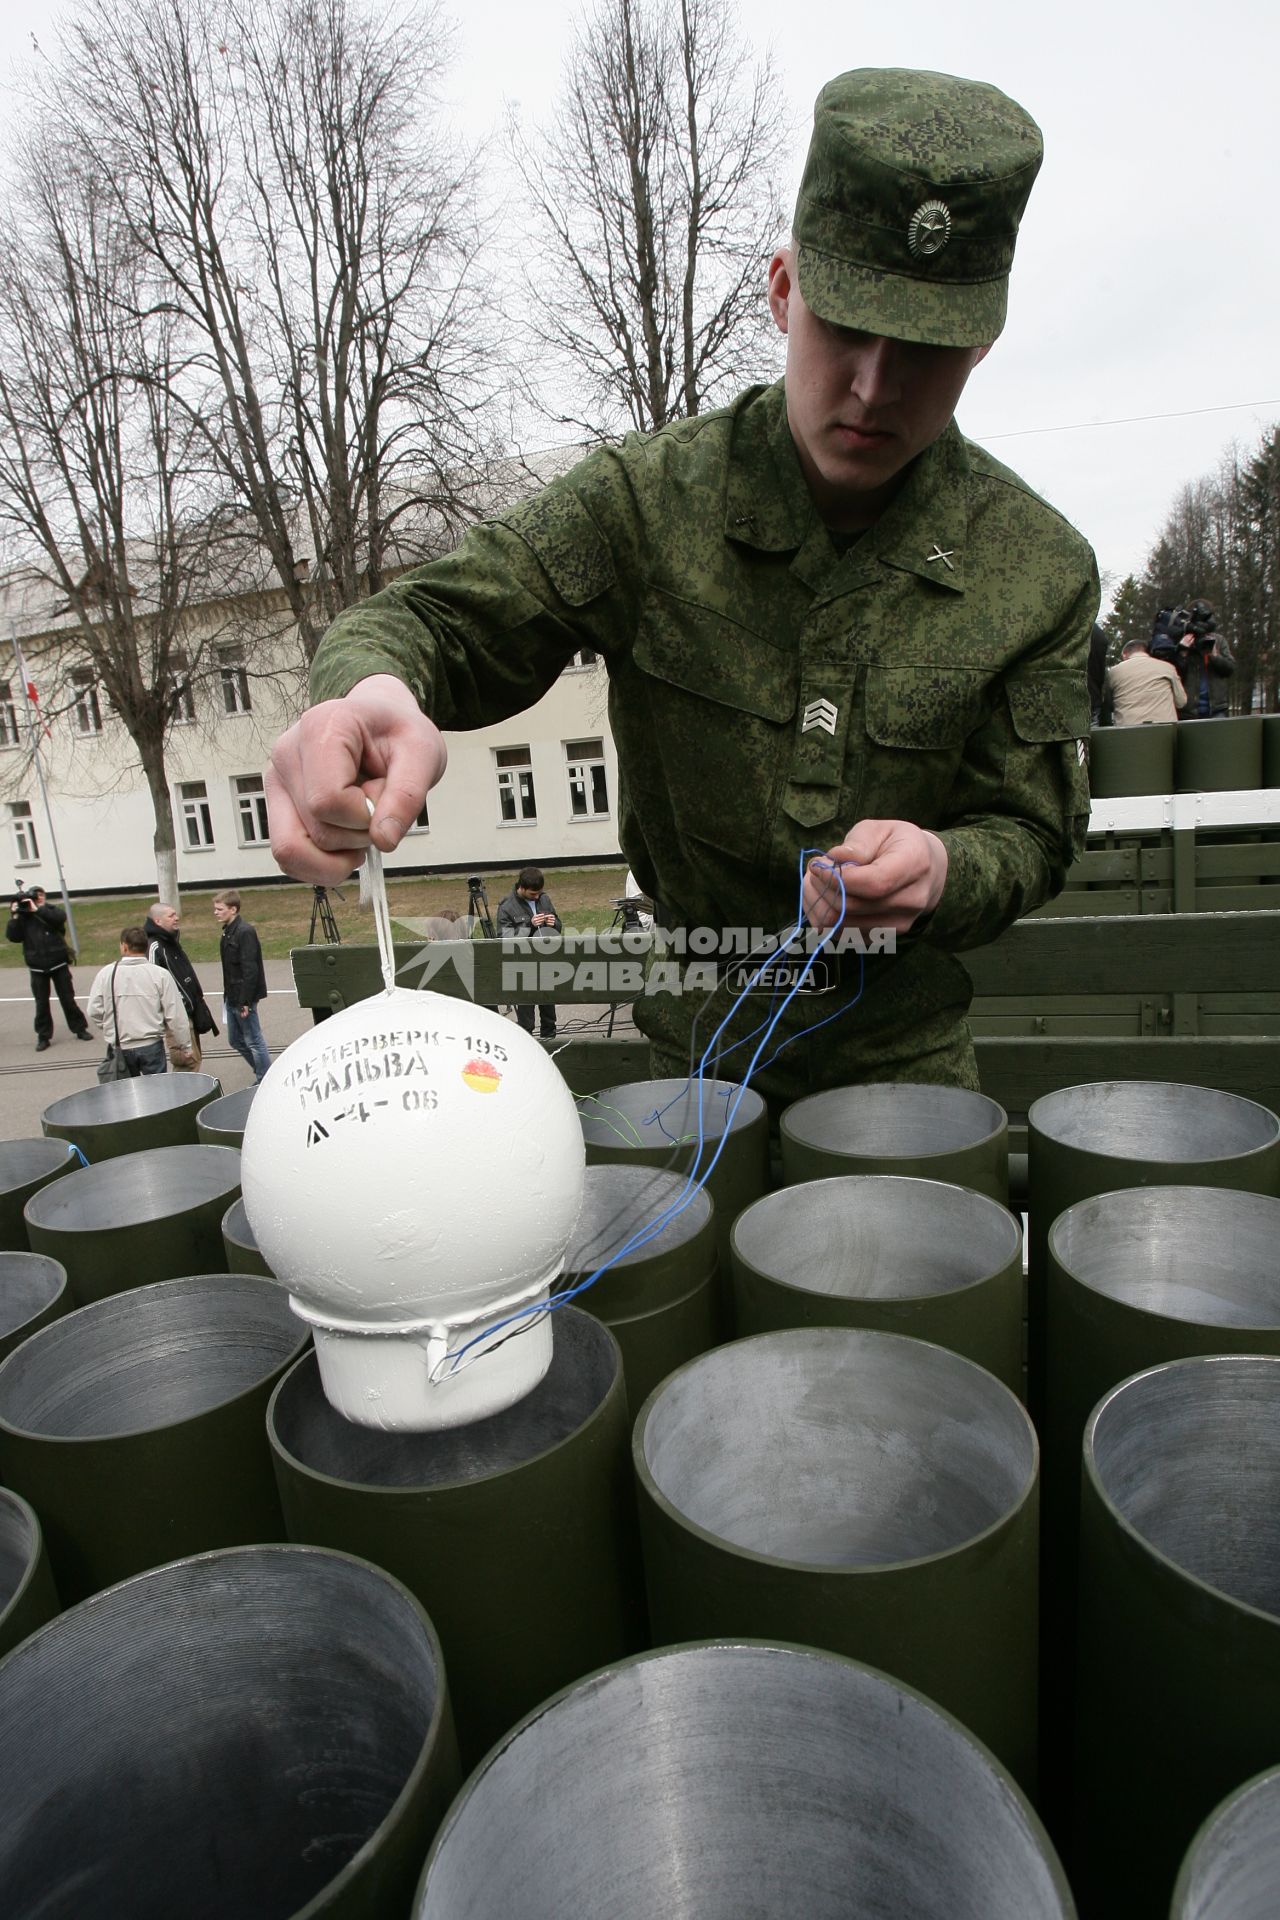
240,987,585,1430
290,1275,556,1432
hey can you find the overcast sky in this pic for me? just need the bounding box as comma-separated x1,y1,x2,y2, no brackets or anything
3,0,1277,607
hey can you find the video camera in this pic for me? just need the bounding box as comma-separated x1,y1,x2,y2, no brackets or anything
10,880,36,913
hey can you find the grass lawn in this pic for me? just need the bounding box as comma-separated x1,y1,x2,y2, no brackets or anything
2,865,633,970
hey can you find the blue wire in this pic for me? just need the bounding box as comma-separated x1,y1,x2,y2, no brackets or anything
440,850,855,1377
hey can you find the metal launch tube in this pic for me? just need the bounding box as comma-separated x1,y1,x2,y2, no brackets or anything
0,1273,308,1601
221,1195,274,1276
23,1144,243,1305
1074,1355,1280,1920
0,1486,58,1661
268,1307,646,1770
632,1326,1040,1788
0,1140,75,1250
195,1085,257,1149
0,1252,69,1364
1171,1767,1280,1920
41,1073,223,1163
414,1642,1075,1920
780,1083,1009,1203
579,1077,769,1289
730,1174,1024,1393
558,1164,719,1412
0,1545,460,1920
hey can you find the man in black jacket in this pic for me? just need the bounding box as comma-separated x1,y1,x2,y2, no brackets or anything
145,902,219,1072
496,866,563,1040
5,886,93,1052
212,889,271,1083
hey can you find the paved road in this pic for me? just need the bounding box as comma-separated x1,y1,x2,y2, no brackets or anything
0,960,640,1142
0,960,313,1143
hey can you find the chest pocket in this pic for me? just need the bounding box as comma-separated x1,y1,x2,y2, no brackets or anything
864,665,991,748
1004,670,1090,744
632,598,796,861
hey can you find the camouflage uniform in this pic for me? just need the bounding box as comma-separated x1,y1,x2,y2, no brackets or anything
310,378,1097,1103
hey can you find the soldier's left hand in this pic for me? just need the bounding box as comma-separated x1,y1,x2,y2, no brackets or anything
803,820,949,934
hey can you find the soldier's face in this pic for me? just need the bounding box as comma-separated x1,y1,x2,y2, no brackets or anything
768,251,988,530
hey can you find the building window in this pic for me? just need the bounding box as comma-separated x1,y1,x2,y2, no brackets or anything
219,644,252,715
565,737,609,818
169,651,196,726
407,799,429,834
178,780,214,850
72,667,103,735
9,801,38,865
233,773,270,846
0,682,19,748
569,647,600,669
495,746,536,823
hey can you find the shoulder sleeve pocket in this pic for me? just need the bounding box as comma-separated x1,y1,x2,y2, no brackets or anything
1005,670,1091,743
496,488,616,606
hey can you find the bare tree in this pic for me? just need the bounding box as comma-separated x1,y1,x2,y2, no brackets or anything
509,0,789,438
57,0,501,656
0,130,230,902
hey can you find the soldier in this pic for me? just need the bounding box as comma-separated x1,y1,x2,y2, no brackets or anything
266,68,1098,1103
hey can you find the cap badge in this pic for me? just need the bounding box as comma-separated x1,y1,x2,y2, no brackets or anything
908,200,952,259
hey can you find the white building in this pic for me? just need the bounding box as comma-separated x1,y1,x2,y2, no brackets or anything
0,569,622,896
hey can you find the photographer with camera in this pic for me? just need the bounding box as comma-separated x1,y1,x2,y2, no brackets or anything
1177,599,1235,719
5,884,93,1053
496,867,562,1041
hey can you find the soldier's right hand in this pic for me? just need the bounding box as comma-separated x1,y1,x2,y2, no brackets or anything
266,674,447,885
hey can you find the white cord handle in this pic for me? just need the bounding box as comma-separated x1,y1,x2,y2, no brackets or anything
364,799,397,995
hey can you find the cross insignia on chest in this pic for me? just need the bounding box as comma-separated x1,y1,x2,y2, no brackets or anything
925,545,956,570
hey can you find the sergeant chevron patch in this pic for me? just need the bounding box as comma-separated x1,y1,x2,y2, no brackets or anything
801,697,840,736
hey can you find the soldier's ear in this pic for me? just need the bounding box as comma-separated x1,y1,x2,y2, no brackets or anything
767,251,794,335
971,344,993,367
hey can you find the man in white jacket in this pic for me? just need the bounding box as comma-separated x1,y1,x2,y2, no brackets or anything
87,926,194,1076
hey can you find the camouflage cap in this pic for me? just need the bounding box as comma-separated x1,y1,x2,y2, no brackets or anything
793,68,1043,348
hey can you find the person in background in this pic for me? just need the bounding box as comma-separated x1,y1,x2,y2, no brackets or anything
6,884,93,1052
496,866,562,1040
87,926,193,1076
1105,639,1186,727
1177,600,1235,718
145,901,219,1072
1086,624,1109,726
212,889,271,1083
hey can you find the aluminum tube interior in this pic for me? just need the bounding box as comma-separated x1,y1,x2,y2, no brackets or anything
0,1276,305,1439
222,1197,259,1251
1089,1356,1280,1618
0,1255,65,1341
273,1308,617,1489
1176,1769,1280,1920
0,1547,441,1920
0,1140,74,1192
579,1078,763,1148
417,1643,1070,1920
24,1145,241,1234
733,1176,1020,1298
1052,1189,1280,1325
199,1088,257,1138
641,1329,1035,1566
563,1165,710,1272
42,1074,221,1131
0,1489,37,1614
1031,1083,1279,1160
783,1083,1005,1156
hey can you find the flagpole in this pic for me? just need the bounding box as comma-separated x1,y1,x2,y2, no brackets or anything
10,627,79,958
